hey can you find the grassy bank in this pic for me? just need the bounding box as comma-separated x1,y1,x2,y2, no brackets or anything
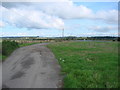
1,41,41,62
1,40,19,62
0,54,6,61
47,41,118,88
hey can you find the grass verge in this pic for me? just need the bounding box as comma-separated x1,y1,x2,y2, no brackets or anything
47,41,119,88
19,42,41,47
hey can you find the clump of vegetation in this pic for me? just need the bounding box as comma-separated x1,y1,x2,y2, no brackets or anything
47,41,119,88
2,40,19,59
1,41,41,61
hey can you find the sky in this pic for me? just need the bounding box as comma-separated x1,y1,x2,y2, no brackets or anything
0,0,118,37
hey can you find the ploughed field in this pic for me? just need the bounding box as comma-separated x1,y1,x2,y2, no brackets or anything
47,41,119,88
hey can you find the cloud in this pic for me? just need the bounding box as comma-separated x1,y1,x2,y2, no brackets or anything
0,21,5,27
77,32,118,37
16,32,28,36
88,25,118,32
31,1,117,23
1,2,32,8
37,3,93,19
95,10,118,24
0,32,28,36
1,5,64,30
1,0,118,30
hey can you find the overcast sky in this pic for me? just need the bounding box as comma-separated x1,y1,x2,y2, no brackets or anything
0,0,118,37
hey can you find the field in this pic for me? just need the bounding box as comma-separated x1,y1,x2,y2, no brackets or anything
47,41,119,88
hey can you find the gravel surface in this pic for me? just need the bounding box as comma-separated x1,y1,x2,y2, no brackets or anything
2,43,62,88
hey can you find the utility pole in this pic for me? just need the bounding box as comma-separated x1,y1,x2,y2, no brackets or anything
62,28,64,37
62,28,64,41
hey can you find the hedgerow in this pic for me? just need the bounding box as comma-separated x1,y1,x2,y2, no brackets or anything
2,40,19,56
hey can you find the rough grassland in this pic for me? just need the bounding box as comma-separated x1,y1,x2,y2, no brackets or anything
47,41,119,88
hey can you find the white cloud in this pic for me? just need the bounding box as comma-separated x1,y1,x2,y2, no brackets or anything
88,25,118,32
1,6,64,30
95,10,118,24
0,21,4,27
1,0,118,30
77,32,118,37
32,1,117,23
37,3,93,19
0,32,28,36
16,32,28,36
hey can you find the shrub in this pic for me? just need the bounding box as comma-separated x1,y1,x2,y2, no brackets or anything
2,40,19,56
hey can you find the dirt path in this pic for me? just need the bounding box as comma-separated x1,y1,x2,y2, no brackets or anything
2,43,62,88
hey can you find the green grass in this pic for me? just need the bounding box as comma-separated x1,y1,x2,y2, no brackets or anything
47,41,119,88
0,54,7,62
19,42,41,47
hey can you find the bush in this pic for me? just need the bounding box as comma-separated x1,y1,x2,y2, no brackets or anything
2,40,19,56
